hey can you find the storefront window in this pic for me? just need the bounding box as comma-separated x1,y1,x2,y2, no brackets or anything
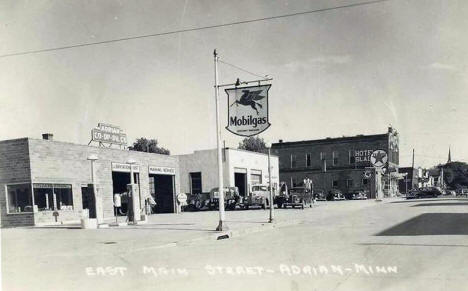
33,183,73,211
250,173,262,185
55,184,73,210
7,184,33,213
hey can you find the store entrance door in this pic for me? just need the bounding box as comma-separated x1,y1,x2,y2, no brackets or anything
149,174,175,213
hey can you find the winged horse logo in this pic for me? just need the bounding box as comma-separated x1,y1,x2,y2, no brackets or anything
230,90,265,115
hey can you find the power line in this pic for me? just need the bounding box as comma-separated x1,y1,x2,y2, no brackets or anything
0,0,390,59
218,59,267,79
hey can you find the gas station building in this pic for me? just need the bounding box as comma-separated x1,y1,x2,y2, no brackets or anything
0,136,179,228
177,148,279,197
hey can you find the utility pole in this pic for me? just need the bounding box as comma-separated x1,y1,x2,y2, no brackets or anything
214,49,227,231
268,146,274,223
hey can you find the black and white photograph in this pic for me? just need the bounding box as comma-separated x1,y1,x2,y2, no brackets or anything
1,1,467,290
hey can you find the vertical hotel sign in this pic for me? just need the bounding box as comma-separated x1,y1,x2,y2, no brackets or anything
91,123,127,146
225,85,271,137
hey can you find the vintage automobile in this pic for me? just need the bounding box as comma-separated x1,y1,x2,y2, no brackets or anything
209,186,240,210
244,184,270,209
184,192,211,211
327,189,345,201
456,188,468,197
406,187,441,199
314,189,327,201
406,189,418,199
276,186,314,209
351,191,368,200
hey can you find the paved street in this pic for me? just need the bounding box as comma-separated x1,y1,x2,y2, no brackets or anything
3,198,468,291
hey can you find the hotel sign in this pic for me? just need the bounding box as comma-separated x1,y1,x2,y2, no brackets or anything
91,123,127,146
149,166,176,175
354,150,375,163
225,85,271,137
355,149,388,168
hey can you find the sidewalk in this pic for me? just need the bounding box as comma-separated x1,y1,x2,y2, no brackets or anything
5,199,392,261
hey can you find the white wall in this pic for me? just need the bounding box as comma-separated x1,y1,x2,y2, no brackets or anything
225,148,279,193
177,149,218,194
177,148,279,194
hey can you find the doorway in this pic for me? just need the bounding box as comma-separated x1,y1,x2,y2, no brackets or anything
112,171,140,215
235,172,247,197
149,174,175,213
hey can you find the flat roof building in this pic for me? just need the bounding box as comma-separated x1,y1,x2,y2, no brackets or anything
0,136,280,228
178,148,279,197
271,127,401,198
0,137,179,228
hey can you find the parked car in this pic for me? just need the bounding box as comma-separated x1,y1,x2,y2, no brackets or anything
314,189,327,201
349,191,367,200
209,187,240,210
456,188,468,197
406,187,441,199
327,189,345,201
406,189,418,199
243,184,270,209
184,192,211,211
276,186,313,209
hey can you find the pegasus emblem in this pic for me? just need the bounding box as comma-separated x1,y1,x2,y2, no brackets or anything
230,90,265,115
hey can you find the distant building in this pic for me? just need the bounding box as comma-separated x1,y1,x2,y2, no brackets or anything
271,127,401,198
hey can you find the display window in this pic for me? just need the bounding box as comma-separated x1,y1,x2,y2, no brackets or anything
6,184,33,213
33,183,73,211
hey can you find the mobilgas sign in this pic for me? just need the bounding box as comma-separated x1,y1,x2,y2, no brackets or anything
225,85,271,137
91,123,127,146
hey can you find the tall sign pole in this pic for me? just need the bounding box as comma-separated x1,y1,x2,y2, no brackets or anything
214,49,227,231
268,146,274,223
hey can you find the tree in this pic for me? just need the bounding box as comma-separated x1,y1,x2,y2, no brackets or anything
238,136,267,153
438,161,468,189
129,137,170,155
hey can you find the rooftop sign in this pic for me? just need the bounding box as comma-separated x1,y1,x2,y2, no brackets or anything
91,123,127,146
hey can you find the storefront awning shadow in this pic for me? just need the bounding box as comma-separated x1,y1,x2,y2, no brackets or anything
376,213,468,236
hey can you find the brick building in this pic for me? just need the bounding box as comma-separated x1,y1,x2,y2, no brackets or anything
0,136,179,227
271,127,401,198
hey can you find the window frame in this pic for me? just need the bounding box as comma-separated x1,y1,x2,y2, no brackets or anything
305,153,312,168
290,154,297,168
332,180,338,188
5,182,34,214
333,151,339,166
32,183,74,211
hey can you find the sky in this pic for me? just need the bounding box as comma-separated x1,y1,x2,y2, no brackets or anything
0,0,467,168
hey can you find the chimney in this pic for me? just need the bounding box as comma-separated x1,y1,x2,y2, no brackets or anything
42,133,54,141
279,139,283,143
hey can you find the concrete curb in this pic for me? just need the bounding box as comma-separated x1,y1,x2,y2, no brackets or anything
153,219,303,250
